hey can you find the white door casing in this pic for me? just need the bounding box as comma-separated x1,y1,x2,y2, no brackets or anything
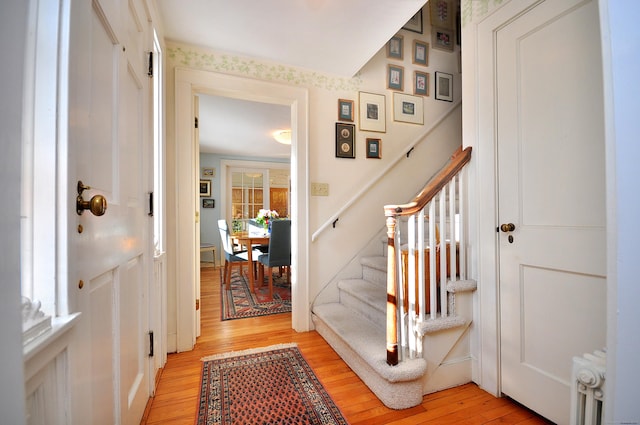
67,0,153,423
173,69,310,348
496,0,606,423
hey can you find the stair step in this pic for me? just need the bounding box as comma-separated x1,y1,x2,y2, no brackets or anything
416,315,468,336
361,256,387,287
312,303,426,382
338,279,386,329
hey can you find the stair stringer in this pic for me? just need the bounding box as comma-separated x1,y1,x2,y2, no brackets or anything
419,289,475,394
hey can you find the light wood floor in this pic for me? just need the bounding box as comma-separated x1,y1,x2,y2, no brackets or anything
141,266,553,425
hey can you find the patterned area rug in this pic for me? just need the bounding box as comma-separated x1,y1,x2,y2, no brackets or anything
221,270,291,320
197,344,348,425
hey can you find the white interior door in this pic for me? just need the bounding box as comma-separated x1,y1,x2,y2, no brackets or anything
496,0,606,423
68,0,152,423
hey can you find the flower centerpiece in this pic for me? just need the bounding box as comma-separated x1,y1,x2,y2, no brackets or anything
255,209,279,232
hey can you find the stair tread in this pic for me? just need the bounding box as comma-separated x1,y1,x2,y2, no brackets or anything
312,303,426,382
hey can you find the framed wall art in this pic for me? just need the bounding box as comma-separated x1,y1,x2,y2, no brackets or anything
358,92,386,133
366,138,382,159
202,167,215,177
412,40,429,66
338,99,354,122
199,179,211,197
414,71,429,96
429,0,454,29
387,34,403,60
393,92,424,125
402,9,423,34
387,64,404,91
335,122,355,158
435,72,453,102
202,198,215,208
432,26,455,52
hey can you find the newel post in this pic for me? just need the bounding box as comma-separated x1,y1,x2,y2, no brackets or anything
385,214,399,366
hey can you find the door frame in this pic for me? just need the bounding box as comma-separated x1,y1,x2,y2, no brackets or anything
173,68,310,351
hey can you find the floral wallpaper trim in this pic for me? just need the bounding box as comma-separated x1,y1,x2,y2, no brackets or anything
461,0,507,27
167,45,363,91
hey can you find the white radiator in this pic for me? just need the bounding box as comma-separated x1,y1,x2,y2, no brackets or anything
570,349,606,425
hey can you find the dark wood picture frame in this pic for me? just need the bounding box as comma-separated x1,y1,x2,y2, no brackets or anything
435,71,453,102
403,9,423,34
335,122,355,158
366,138,382,159
199,179,211,197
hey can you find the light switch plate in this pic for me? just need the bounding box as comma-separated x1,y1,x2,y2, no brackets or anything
311,182,329,196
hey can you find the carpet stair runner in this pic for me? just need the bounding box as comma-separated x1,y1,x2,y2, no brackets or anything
312,255,475,410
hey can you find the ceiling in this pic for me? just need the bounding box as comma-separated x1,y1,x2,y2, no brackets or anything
155,0,427,158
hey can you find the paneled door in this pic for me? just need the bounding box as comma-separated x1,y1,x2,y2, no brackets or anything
68,0,152,423
496,0,606,423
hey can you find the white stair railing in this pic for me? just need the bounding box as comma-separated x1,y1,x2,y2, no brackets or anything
384,147,471,365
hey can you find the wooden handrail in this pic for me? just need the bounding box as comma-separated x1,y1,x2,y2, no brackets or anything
385,145,471,366
384,146,472,218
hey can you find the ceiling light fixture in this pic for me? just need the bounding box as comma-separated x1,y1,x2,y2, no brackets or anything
273,129,292,145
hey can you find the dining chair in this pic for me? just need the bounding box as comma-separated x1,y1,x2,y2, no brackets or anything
218,219,261,290
257,219,291,299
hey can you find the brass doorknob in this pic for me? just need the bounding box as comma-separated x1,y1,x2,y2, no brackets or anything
76,180,108,216
500,223,516,232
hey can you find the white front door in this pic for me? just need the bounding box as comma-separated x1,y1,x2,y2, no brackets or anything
68,0,152,423
496,0,606,423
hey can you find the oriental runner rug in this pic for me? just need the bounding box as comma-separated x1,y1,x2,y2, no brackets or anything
197,344,348,425
221,270,291,321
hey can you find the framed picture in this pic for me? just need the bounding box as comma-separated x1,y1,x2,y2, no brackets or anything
335,123,355,158
338,99,354,122
429,0,454,29
393,92,424,125
432,26,455,52
414,71,429,96
202,198,215,208
358,92,386,133
402,9,423,34
412,40,429,66
199,179,211,197
366,138,382,159
202,167,215,177
387,35,403,60
387,64,404,91
435,72,453,102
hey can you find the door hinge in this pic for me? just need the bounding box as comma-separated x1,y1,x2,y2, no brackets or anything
148,331,154,357
194,117,199,129
196,299,200,310
148,191,154,217
147,52,153,78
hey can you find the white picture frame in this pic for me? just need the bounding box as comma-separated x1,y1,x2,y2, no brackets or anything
393,92,424,125
358,92,386,133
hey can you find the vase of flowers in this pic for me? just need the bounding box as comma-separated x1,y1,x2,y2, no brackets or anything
255,209,279,233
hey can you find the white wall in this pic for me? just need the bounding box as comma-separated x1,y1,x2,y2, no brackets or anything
0,0,29,423
164,3,463,333
601,1,640,422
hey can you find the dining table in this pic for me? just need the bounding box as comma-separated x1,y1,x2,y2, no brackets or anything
232,232,269,293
